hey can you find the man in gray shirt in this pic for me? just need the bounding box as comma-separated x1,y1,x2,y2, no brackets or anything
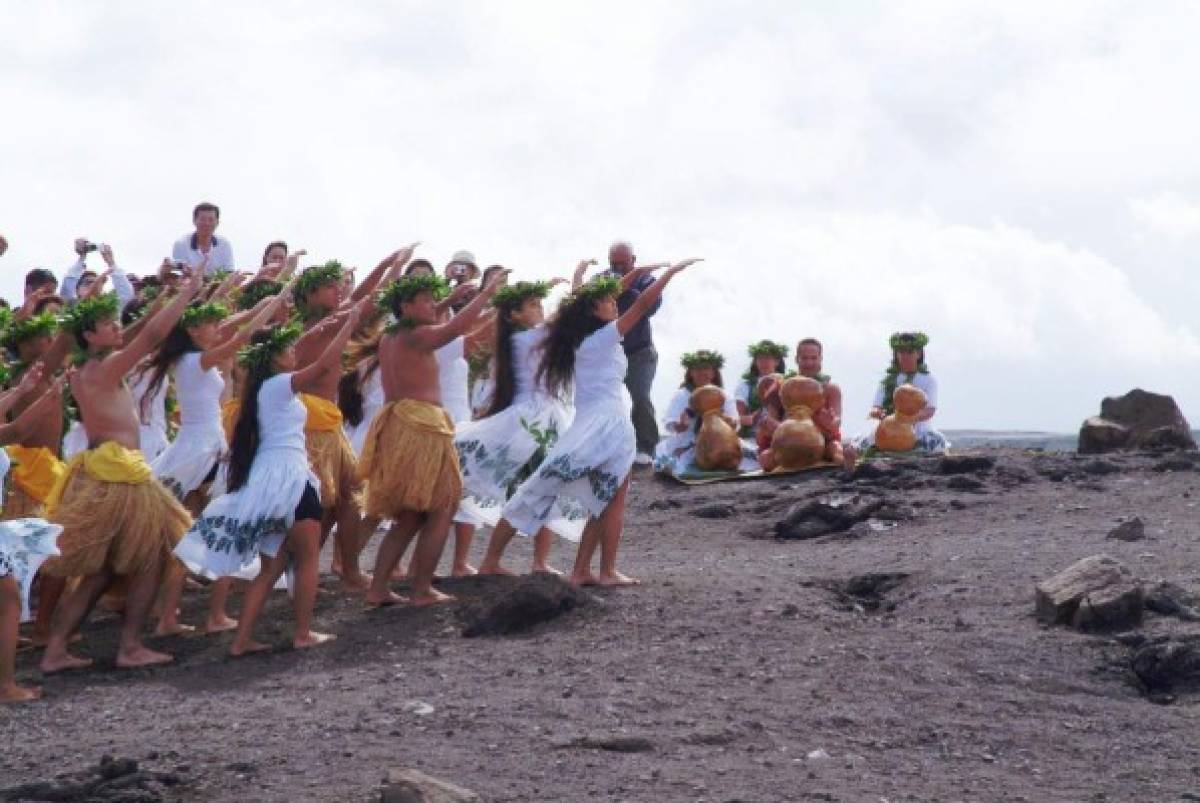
606,240,666,464
171,201,233,276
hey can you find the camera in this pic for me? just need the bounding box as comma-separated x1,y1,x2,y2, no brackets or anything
79,241,98,254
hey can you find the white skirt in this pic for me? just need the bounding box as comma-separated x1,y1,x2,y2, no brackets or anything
653,431,761,476
455,395,575,537
502,403,634,542
851,425,951,454
153,423,226,501
140,423,170,462
174,446,318,579
0,518,62,621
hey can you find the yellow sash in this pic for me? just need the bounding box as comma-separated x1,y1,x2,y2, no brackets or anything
221,399,241,440
301,393,343,432
5,445,66,503
45,442,152,516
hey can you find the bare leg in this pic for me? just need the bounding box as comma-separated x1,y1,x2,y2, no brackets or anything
40,571,112,673
153,561,194,637
0,577,40,702
597,476,638,587
366,512,422,607
117,563,174,668
409,508,455,606
451,522,477,577
478,519,519,576
204,578,238,633
530,528,560,575
842,443,858,475
569,519,603,587
335,498,370,592
286,519,334,649
31,575,66,646
323,508,340,574
229,550,288,657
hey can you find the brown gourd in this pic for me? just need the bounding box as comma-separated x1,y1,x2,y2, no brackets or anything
874,383,927,452
769,376,826,470
690,385,742,471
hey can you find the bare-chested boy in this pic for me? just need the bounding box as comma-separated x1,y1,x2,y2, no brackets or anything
39,270,202,673
290,248,413,591
361,268,507,607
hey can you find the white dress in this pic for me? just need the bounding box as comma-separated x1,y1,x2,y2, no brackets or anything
345,365,384,458
456,326,577,538
175,372,321,578
653,386,758,475
853,371,950,452
131,370,170,461
436,336,472,425
152,352,227,501
0,450,62,621
502,322,634,541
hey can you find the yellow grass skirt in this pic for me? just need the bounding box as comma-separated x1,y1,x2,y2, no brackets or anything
43,443,192,577
359,400,461,516
3,484,45,520
5,445,65,505
305,428,360,509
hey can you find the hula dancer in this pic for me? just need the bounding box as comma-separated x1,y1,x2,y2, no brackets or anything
477,259,702,587
290,249,413,591
141,281,296,633
653,349,754,475
39,277,201,674
175,301,365,655
735,340,788,435
360,268,507,607
461,279,576,576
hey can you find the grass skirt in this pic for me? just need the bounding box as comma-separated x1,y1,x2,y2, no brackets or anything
45,470,191,577
0,518,62,621
305,428,360,510
359,400,461,517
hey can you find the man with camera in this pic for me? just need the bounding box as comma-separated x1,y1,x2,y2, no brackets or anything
171,201,233,276
62,239,136,311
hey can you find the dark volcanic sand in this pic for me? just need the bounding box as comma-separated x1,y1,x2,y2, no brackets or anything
6,449,1200,802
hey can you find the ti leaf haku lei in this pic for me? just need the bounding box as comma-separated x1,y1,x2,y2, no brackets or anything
681,349,724,370
567,276,621,306
379,274,450,333
292,261,345,308
237,321,302,373
236,280,283,312
741,340,788,413
1,311,58,350
179,301,229,329
879,331,930,415
492,281,551,312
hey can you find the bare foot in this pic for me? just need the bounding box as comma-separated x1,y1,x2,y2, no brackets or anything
40,650,93,674
0,682,43,703
364,590,408,608
410,588,455,607
532,563,563,577
478,563,517,577
203,615,239,634
451,563,479,578
338,572,372,594
568,571,599,587
293,631,336,649
116,644,174,669
229,639,272,657
153,620,196,637
597,571,641,587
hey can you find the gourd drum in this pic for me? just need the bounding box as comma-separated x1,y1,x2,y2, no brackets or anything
770,376,826,470
874,383,927,452
690,385,742,471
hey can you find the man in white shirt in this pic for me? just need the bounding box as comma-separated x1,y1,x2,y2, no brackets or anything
170,201,233,276
62,239,135,311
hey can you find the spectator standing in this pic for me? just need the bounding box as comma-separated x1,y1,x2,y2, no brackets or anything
171,202,233,276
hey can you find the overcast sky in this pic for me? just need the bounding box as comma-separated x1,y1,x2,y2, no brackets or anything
3,1,1199,432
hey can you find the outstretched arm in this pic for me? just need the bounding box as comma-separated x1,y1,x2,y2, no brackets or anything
293,301,364,393
616,258,702,338
101,267,204,380
0,372,65,446
355,243,418,317
350,243,418,305
202,275,299,371
408,269,509,352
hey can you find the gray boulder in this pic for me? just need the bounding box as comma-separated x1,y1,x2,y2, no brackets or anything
1035,555,1143,631
1078,389,1196,453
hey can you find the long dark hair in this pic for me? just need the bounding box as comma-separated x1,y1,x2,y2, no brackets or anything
683,367,724,391
261,240,288,266
484,311,518,417
536,295,608,401
226,331,277,492
135,326,197,421
337,317,384,427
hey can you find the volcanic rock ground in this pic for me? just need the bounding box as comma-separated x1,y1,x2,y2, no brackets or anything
6,449,1200,802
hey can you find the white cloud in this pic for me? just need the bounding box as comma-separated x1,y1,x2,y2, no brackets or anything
3,1,1200,432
